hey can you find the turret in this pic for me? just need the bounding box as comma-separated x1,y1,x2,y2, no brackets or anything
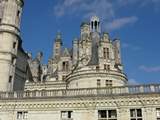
102,32,110,42
80,22,90,39
0,0,24,91
53,32,62,58
90,16,100,33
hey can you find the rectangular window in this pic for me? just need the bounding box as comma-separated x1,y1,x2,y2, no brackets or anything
108,110,117,119
157,108,160,120
17,111,28,120
107,48,109,59
98,110,107,118
97,79,101,87
61,111,73,119
9,76,12,83
130,109,142,120
13,42,16,49
104,65,110,71
106,80,112,87
104,64,107,70
103,48,107,59
98,110,117,120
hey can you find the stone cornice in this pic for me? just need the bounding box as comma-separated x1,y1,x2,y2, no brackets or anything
0,29,22,42
66,69,127,83
0,93,160,111
0,23,20,32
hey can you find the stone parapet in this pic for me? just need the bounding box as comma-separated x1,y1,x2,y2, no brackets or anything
0,84,159,100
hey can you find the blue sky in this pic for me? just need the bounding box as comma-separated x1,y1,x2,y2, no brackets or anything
21,0,160,85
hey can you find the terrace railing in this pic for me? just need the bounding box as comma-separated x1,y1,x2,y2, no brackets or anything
0,84,160,100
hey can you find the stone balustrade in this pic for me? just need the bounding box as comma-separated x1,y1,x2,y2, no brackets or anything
0,84,160,100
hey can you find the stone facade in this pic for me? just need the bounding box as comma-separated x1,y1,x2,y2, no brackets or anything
0,1,160,120
0,84,160,120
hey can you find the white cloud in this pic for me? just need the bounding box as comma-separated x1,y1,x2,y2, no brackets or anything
106,16,138,31
53,0,160,31
54,0,115,20
139,65,160,72
117,0,160,6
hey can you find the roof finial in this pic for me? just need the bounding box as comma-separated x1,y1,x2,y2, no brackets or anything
55,31,62,43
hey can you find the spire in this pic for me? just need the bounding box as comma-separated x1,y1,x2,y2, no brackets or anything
53,31,63,58
55,31,62,45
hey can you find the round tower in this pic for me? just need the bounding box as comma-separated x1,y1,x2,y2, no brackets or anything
0,0,24,91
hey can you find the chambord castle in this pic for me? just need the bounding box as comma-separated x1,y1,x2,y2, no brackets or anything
0,0,160,120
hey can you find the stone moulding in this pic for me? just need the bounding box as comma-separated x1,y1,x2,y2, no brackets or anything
0,94,160,111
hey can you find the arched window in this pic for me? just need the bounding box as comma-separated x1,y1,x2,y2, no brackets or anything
91,21,94,29
95,21,97,30
62,61,69,71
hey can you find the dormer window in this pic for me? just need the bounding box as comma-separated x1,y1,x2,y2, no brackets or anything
103,48,107,59
62,61,69,71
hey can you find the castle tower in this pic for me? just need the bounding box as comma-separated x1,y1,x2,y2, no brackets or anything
0,0,24,91
53,32,62,58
